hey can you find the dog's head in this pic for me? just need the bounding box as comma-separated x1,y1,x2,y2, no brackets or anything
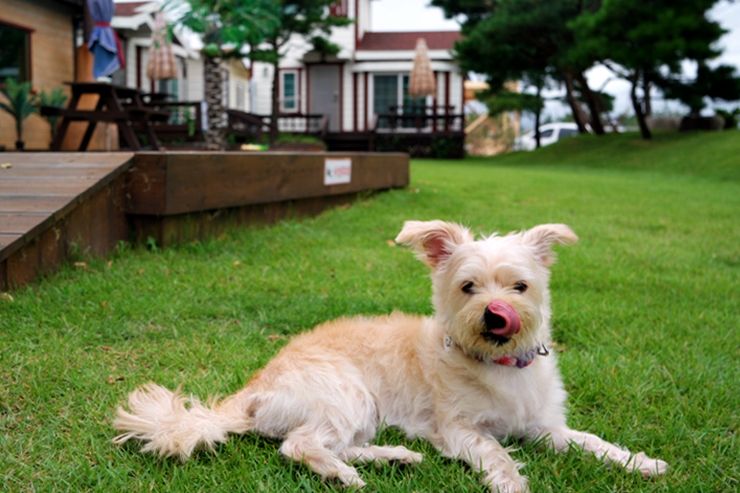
396,220,577,360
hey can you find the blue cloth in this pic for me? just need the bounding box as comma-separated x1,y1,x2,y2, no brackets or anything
87,0,120,78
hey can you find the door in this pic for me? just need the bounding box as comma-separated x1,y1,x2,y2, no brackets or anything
309,65,341,131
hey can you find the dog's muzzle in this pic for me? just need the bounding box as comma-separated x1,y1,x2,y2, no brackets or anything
482,300,521,344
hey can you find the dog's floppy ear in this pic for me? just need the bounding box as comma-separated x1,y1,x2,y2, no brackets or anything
522,224,578,266
395,220,473,268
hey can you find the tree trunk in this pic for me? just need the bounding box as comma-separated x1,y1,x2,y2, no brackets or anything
269,45,280,144
562,72,589,134
203,55,226,149
575,72,606,135
534,83,542,149
642,76,652,117
630,74,651,140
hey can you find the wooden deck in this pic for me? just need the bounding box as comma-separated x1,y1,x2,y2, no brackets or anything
0,153,134,290
0,151,409,290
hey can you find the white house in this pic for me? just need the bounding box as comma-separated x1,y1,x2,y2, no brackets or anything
249,0,464,136
111,0,465,155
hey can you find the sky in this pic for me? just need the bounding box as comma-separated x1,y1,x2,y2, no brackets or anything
372,0,740,118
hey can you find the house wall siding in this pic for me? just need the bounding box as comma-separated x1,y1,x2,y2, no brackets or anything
0,0,77,150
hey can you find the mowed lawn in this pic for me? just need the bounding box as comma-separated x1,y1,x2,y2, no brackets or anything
1,131,738,492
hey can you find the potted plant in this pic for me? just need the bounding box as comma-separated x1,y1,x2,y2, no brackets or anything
37,87,68,147
0,78,37,150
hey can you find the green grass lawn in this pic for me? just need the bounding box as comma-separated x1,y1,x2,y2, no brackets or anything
1,131,738,492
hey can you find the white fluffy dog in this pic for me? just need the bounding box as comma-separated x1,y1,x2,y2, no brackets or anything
113,221,667,492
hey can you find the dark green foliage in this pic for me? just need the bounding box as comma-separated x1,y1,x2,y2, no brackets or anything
484,87,544,115
658,63,740,115
175,0,279,59
36,87,68,142
715,107,739,129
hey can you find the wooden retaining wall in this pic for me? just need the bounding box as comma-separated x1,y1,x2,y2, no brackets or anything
0,151,409,290
126,152,409,246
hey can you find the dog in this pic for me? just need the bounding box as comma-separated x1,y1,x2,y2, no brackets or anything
113,221,667,492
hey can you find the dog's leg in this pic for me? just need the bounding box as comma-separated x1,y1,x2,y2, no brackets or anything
340,445,423,464
433,426,528,493
280,427,365,488
542,427,668,477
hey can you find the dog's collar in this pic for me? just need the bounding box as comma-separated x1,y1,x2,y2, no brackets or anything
443,335,549,369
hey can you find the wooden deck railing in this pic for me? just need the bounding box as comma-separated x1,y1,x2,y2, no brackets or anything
146,101,204,142
226,110,329,142
275,114,329,137
373,111,464,134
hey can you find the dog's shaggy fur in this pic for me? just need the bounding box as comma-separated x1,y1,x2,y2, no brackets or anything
113,221,667,492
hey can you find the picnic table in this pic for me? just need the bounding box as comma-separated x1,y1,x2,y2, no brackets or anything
44,82,167,151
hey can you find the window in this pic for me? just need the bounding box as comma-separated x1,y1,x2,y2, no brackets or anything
559,128,578,138
158,79,179,101
402,75,427,115
281,71,298,112
539,129,554,138
0,21,31,82
373,74,431,128
373,75,398,116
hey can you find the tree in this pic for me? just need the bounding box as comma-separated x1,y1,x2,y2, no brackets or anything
175,0,279,148
433,0,607,135
571,0,731,139
253,1,351,142
658,62,740,117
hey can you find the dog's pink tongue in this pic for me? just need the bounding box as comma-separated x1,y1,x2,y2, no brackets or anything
487,300,521,337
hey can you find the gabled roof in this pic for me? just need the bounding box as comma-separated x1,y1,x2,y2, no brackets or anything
357,31,461,51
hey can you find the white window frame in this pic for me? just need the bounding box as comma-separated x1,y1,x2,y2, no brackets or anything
280,70,299,113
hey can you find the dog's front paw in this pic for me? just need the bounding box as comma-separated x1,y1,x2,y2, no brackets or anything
488,472,529,493
627,452,668,477
394,447,423,464
338,472,366,489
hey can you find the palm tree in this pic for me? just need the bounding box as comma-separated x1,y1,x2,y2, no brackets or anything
37,87,69,145
0,78,37,150
174,0,278,149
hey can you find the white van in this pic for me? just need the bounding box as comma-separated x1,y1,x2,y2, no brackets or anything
514,122,581,151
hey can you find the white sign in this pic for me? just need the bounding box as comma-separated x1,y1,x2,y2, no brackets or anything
324,158,352,186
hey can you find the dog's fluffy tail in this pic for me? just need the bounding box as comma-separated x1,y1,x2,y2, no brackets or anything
112,383,253,460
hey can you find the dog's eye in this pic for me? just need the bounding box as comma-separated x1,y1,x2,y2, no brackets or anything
461,281,475,294
513,281,528,293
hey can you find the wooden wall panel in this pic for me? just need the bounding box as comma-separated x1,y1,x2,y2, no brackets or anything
127,152,409,216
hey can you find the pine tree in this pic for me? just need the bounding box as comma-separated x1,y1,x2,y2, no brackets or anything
571,0,737,138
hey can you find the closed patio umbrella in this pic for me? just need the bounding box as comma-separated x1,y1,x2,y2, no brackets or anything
87,0,125,79
147,12,177,81
408,38,436,98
